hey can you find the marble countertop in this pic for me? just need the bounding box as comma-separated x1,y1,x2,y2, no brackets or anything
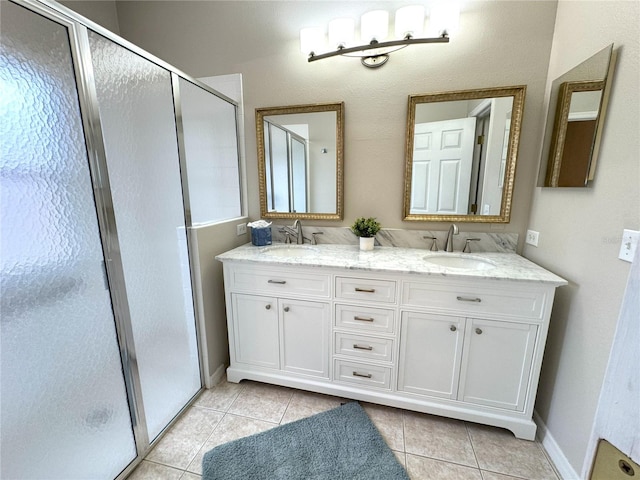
216,243,567,286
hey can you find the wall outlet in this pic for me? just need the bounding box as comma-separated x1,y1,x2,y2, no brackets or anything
618,229,639,263
525,229,539,247
236,223,247,236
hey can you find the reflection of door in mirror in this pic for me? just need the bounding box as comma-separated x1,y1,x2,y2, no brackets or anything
479,98,513,215
404,86,525,223
409,97,514,216
410,118,475,214
263,119,308,213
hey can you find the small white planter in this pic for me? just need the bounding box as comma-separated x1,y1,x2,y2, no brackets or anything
359,236,375,251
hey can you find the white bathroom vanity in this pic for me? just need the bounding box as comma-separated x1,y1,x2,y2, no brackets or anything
217,244,566,440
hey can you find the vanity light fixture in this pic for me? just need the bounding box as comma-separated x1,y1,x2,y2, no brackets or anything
300,2,460,68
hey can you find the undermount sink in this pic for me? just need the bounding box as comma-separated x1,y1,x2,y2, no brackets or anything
260,245,318,258
423,254,497,271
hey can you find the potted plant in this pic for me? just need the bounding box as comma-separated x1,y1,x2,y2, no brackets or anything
351,217,381,251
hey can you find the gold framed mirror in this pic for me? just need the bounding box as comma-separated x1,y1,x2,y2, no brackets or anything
256,102,344,220
403,85,526,223
539,44,615,187
545,80,605,187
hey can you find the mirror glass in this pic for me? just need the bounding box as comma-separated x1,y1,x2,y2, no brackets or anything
256,103,344,220
403,86,526,223
539,44,614,187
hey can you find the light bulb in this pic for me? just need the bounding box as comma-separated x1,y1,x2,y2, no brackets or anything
329,18,355,49
428,1,460,37
361,10,389,43
300,27,324,55
395,5,425,39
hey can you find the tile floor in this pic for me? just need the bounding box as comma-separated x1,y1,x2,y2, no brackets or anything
128,379,561,480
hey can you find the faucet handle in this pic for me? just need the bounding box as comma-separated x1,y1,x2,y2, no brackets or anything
463,238,481,253
423,236,438,251
311,232,324,245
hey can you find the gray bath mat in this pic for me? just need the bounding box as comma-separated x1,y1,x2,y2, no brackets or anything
202,401,409,479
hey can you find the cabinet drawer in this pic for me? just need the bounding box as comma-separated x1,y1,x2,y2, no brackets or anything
335,304,396,334
334,332,394,363
402,281,546,320
334,359,391,390
228,266,330,298
335,277,397,304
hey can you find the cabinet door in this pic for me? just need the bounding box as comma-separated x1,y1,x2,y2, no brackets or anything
398,311,465,399
232,294,279,369
280,299,330,378
459,318,537,411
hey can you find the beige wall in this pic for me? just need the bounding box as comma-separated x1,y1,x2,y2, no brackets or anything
113,0,557,250
191,221,248,386
59,0,120,33
524,1,639,476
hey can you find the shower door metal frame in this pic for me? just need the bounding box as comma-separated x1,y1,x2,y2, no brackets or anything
12,1,243,477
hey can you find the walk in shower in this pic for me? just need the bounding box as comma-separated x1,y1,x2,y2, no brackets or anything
0,1,241,478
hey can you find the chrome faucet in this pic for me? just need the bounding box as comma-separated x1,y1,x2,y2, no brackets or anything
293,219,304,244
444,224,459,252
280,219,304,244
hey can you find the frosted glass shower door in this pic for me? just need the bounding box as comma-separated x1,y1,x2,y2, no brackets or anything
0,3,136,478
88,32,201,441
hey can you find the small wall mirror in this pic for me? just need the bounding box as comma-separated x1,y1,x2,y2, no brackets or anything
403,86,526,223
256,102,344,220
539,44,615,187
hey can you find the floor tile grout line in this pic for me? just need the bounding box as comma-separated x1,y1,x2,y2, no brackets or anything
213,409,281,426
479,467,529,479
180,410,227,474
401,409,407,455
465,421,482,470
404,449,484,471
277,389,297,425
137,457,186,474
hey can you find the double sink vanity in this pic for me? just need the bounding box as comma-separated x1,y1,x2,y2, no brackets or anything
215,44,614,441
217,240,566,440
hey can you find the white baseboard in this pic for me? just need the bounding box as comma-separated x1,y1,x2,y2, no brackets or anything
206,363,226,388
534,410,581,480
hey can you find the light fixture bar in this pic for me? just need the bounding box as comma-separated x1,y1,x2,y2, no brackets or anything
307,34,449,63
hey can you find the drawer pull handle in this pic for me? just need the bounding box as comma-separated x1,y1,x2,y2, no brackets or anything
265,304,271,310
355,287,376,293
450,325,457,332
268,280,286,285
283,306,290,312
354,316,374,322
353,344,373,351
352,371,372,378
457,296,481,303
475,328,483,335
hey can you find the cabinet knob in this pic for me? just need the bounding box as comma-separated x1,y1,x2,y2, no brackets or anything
475,328,483,335
265,304,271,310
450,325,457,332
283,306,290,312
